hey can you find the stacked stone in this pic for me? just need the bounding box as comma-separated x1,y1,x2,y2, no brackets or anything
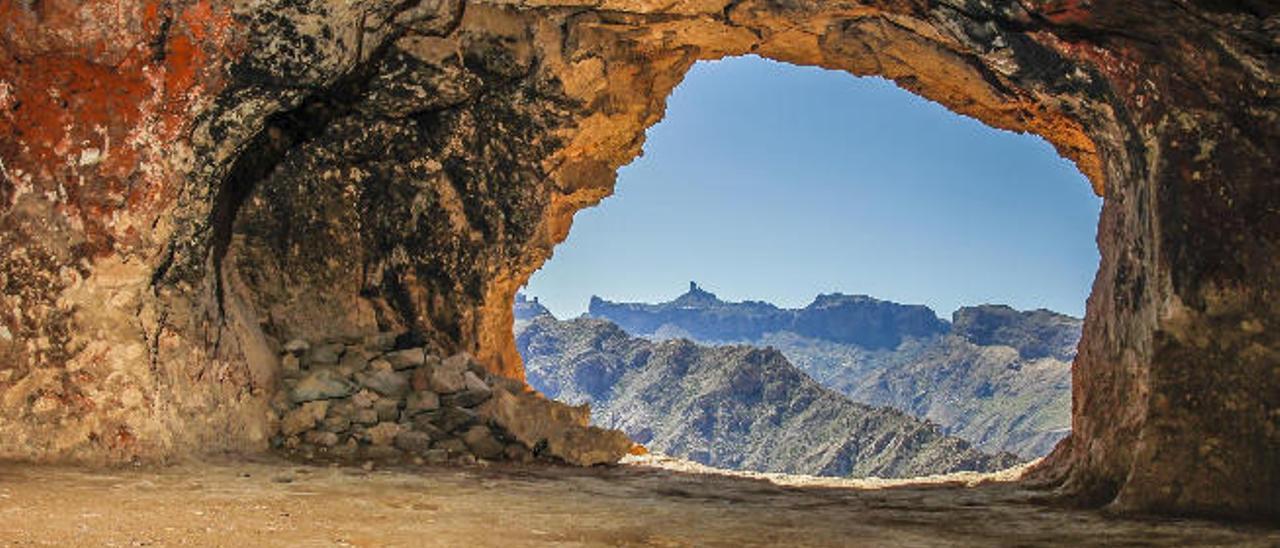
271,335,548,466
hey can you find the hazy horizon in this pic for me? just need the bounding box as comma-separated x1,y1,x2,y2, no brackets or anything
524,56,1102,320
518,281,1086,322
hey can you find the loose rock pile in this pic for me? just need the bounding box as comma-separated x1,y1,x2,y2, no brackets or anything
270,335,633,467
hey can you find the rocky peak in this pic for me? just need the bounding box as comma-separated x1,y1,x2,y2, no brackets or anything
514,293,553,321
589,284,790,341
672,281,722,307
951,305,1082,361
792,294,949,350
590,286,950,350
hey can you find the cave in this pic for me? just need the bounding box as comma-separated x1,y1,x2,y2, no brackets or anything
0,0,1276,522
516,54,1097,474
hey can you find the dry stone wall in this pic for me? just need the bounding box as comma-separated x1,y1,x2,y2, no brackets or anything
272,335,632,466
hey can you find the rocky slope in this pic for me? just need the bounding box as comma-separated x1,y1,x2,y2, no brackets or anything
516,314,1019,478
589,286,1077,458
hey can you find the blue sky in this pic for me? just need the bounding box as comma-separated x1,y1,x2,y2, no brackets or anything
524,56,1102,320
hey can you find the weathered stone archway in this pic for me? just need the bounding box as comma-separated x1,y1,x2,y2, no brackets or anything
0,0,1276,519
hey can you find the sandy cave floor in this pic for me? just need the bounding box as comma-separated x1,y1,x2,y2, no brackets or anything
1,455,1276,547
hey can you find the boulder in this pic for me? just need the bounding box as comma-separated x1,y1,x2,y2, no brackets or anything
444,370,494,407
320,414,352,434
442,352,475,371
394,430,433,454
422,449,449,464
547,425,635,468
363,332,400,353
304,343,345,366
304,430,340,448
462,426,505,460
367,358,393,374
409,417,447,440
433,437,467,455
290,369,355,403
374,398,401,422
331,439,360,460
443,389,490,409
282,401,330,437
463,371,491,394
429,369,466,394
503,443,532,464
429,355,469,394
361,369,409,398
366,422,401,446
352,409,379,426
404,391,440,417
384,348,426,371
478,387,629,466
429,407,478,433
410,365,432,392
351,389,378,409
338,350,372,377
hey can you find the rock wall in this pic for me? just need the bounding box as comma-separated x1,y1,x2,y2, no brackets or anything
1,0,1276,519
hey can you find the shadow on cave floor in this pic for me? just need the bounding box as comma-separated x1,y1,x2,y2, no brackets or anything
1,456,1275,546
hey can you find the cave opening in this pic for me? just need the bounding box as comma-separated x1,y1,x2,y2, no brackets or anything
516,55,1102,478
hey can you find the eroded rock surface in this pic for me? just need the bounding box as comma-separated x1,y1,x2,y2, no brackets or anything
1,0,1277,519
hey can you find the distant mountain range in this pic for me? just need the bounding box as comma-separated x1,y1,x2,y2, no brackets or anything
582,283,1078,458
587,283,947,350
516,313,1019,478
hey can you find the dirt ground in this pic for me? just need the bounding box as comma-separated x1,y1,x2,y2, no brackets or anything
1,455,1275,547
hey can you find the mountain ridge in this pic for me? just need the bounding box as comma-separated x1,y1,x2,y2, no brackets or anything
516,315,1021,478
575,283,1079,458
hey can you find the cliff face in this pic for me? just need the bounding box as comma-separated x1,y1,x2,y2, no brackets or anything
517,315,1020,478
591,288,948,348
589,288,1076,459
1,0,1277,518
952,305,1082,361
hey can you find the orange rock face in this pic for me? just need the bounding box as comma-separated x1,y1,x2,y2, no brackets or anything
0,0,1276,519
